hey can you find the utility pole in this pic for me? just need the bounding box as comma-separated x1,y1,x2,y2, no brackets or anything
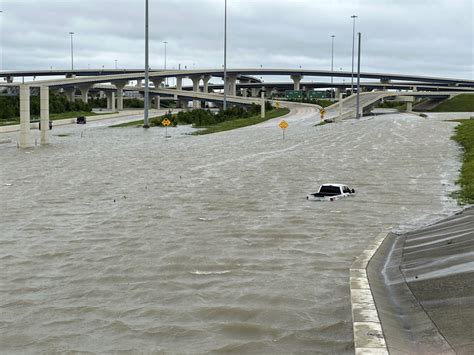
69,32,75,71
356,32,361,119
331,35,335,85
350,15,357,95
144,0,150,128
223,0,228,110
163,41,168,86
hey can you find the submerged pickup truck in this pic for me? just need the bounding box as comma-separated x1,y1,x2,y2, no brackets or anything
306,184,356,201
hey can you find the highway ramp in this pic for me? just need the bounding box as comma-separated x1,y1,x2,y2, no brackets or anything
367,207,474,354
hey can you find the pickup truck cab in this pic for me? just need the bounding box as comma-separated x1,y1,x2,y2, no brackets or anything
307,183,355,201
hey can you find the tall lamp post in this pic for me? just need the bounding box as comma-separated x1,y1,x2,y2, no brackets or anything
114,59,118,69
350,15,357,94
356,32,361,119
69,31,75,71
163,41,168,86
143,0,150,128
331,34,335,85
223,0,227,110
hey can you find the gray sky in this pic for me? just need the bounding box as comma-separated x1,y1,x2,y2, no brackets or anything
0,0,473,79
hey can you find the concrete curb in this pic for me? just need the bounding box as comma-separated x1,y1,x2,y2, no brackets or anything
350,232,389,355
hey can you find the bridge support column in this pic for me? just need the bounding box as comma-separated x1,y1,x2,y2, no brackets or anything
151,78,164,89
226,75,237,96
78,84,92,103
40,86,49,145
114,81,128,111
202,75,211,93
106,91,116,111
176,77,183,90
136,79,143,87
19,85,31,149
251,88,259,97
64,87,76,102
291,74,303,91
6,76,13,83
406,102,413,112
154,96,161,109
191,76,201,109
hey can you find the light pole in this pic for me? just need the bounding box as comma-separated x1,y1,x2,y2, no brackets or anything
163,41,168,86
69,32,75,71
114,59,118,69
350,15,357,94
144,0,150,128
356,32,361,119
223,0,227,110
331,35,335,85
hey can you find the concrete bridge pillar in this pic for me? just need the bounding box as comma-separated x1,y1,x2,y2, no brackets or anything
226,75,237,96
19,85,31,149
251,88,259,97
176,77,183,90
191,76,202,109
40,86,49,145
136,79,143,87
406,102,413,112
242,88,248,97
202,75,211,93
106,91,116,111
154,96,161,109
64,87,76,102
5,76,13,83
114,81,128,111
291,74,303,91
78,84,92,103
151,78,164,89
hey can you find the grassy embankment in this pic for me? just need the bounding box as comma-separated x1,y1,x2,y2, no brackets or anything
193,108,289,135
110,115,166,128
451,118,474,204
110,106,290,133
431,94,474,112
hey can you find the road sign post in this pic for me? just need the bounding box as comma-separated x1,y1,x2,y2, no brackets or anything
162,118,171,137
279,120,288,139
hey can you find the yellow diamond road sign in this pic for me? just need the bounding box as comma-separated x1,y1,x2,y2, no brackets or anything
162,118,171,126
279,120,288,129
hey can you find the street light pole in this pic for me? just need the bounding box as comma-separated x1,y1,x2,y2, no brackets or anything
144,0,150,128
163,41,168,86
356,32,361,119
350,15,357,95
115,59,117,69
69,32,74,71
331,35,335,85
223,0,227,111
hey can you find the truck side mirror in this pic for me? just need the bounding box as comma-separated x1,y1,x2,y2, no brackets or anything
351,189,355,193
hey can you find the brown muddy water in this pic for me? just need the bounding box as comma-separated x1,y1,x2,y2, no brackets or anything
0,107,462,353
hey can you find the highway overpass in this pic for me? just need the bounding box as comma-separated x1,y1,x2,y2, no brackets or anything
2,67,473,148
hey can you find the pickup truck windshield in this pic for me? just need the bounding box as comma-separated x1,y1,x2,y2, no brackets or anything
319,186,341,195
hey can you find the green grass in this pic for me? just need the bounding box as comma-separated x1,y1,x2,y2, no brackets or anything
192,108,290,135
451,118,474,204
110,115,165,128
431,94,474,112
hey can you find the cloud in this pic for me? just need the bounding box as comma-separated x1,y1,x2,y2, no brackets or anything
0,0,472,79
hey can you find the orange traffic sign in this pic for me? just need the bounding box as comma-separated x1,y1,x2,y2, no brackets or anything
162,118,171,126
279,120,288,129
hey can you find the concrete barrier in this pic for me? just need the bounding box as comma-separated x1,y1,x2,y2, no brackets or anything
350,232,389,354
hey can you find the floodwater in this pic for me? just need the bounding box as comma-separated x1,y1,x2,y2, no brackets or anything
0,106,463,353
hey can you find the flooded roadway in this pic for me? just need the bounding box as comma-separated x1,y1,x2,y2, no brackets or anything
0,106,462,353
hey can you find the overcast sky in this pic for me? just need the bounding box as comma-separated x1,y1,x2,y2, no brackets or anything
0,0,472,80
